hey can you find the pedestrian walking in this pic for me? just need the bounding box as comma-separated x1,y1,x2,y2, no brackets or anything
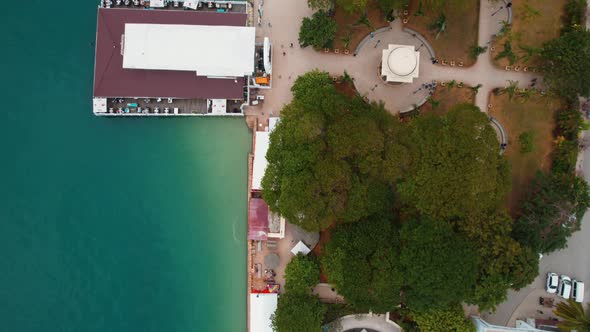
290,43,293,48
282,51,286,56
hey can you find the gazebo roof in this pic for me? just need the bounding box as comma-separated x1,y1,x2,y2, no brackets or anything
381,44,420,83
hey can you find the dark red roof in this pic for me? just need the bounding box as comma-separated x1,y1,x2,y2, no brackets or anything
93,8,247,99
248,198,269,241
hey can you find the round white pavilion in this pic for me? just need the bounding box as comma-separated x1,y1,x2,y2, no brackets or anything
381,44,420,83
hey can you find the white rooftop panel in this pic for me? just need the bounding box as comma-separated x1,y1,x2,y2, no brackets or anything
123,24,255,77
249,293,277,332
252,131,269,191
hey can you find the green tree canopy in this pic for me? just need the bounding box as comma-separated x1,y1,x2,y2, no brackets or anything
513,172,590,254
397,104,511,220
399,218,479,311
299,11,338,50
284,253,321,294
262,71,404,231
541,27,590,98
413,304,476,332
322,217,403,312
468,273,511,313
271,292,326,332
456,211,536,311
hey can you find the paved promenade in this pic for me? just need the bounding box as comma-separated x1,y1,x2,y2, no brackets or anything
246,0,542,123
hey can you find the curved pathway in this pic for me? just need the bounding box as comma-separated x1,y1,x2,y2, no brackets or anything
246,0,542,122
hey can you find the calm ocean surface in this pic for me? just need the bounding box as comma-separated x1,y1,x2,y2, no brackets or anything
0,3,249,331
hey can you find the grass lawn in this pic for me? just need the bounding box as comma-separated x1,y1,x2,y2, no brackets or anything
405,0,480,66
492,0,568,67
332,0,389,51
489,93,560,214
420,84,476,115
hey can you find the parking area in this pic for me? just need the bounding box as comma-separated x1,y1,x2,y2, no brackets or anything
483,144,590,326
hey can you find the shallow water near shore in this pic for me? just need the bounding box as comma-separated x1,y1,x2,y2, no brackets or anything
0,3,249,331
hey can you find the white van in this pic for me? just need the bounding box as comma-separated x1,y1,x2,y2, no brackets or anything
559,275,572,299
572,280,585,303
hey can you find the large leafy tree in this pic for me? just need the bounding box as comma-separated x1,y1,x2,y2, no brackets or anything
284,253,320,294
299,11,338,50
399,218,479,311
458,211,537,311
262,71,402,231
553,299,590,331
513,172,590,254
413,304,476,332
397,104,510,220
541,27,590,98
468,274,511,312
322,217,403,312
271,292,326,332
459,212,538,284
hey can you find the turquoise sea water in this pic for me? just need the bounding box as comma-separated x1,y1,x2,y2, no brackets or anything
0,3,249,331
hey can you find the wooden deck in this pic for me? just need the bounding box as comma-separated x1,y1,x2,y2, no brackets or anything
103,1,247,14
106,97,244,115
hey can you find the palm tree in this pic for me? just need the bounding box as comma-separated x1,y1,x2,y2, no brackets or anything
341,30,353,50
553,299,590,331
502,80,519,101
446,79,457,91
518,88,535,103
471,84,483,95
428,14,447,40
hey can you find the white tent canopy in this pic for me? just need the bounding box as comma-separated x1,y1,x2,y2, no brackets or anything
250,293,277,332
183,0,198,9
123,24,255,77
291,241,311,256
252,132,269,191
93,97,107,113
263,37,272,74
209,99,227,114
268,117,280,132
150,0,165,7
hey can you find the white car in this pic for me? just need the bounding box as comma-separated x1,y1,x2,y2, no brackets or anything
546,272,558,294
558,275,572,299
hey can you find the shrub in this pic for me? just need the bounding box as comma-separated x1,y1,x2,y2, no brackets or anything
413,304,476,332
562,0,588,34
518,131,535,154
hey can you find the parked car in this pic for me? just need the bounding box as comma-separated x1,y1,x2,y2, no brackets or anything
572,280,585,303
558,275,572,299
546,272,558,294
